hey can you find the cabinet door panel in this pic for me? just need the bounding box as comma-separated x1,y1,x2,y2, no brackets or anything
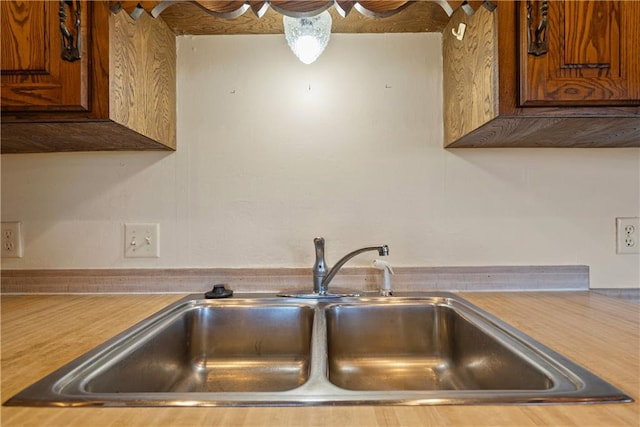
520,0,639,106
1,1,89,111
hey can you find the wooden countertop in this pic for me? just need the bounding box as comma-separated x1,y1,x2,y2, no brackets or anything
1,292,638,426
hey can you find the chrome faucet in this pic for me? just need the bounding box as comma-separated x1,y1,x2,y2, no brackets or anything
312,237,389,295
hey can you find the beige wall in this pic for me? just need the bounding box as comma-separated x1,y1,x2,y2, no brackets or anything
1,33,639,288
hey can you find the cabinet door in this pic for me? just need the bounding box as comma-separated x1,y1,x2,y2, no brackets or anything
519,0,639,106
1,1,89,111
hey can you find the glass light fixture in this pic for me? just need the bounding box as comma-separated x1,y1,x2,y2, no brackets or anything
283,11,332,64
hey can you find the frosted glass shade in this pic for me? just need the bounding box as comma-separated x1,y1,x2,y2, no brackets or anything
283,11,332,64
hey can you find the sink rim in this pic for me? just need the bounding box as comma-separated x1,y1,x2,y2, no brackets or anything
4,292,633,407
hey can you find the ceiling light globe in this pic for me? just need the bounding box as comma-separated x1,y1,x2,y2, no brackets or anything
283,11,332,65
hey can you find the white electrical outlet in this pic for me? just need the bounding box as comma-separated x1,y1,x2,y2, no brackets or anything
125,223,160,258
1,222,24,258
616,217,640,254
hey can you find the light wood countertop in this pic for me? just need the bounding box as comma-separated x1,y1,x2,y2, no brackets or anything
1,292,638,426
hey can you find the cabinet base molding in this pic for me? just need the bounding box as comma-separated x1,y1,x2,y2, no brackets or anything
446,116,640,148
1,121,173,153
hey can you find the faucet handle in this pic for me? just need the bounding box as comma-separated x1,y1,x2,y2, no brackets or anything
313,237,328,294
313,237,326,263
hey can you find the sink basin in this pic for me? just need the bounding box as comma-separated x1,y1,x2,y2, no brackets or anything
84,303,314,393
326,303,553,391
4,293,631,407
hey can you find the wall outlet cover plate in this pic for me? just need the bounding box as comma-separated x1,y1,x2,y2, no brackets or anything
125,223,160,258
616,217,640,255
1,222,23,258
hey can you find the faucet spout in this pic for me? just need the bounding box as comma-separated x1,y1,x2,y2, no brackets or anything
312,237,389,295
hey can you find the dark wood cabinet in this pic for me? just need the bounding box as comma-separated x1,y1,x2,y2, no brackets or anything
1,1,88,111
1,0,176,153
519,0,639,107
443,0,639,147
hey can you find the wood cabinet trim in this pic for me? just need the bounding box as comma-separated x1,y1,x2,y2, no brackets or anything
1,0,176,153
519,0,639,107
444,0,640,147
0,1,90,111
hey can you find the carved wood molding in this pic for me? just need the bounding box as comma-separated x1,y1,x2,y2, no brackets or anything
110,1,496,23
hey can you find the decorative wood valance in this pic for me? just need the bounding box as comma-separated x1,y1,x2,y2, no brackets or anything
109,1,496,34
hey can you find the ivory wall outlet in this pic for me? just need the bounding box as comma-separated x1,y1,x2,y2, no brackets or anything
1,222,23,258
616,217,640,254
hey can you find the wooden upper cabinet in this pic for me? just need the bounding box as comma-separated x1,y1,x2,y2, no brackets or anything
1,1,89,111
443,0,640,147
519,0,639,107
1,0,176,153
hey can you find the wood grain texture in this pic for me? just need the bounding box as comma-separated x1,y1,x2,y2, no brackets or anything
112,0,454,32
157,0,449,34
0,122,173,153
0,1,89,110
0,2,47,72
1,1,176,153
1,292,638,426
91,0,112,119
109,7,177,149
444,0,640,147
442,6,498,145
496,0,518,114
520,0,640,106
269,1,333,15
446,116,640,148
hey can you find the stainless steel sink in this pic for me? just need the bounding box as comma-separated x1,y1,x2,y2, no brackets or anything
84,303,314,394
4,293,632,407
326,303,553,391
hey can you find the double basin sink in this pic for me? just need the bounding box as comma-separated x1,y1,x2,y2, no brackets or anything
5,292,631,407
